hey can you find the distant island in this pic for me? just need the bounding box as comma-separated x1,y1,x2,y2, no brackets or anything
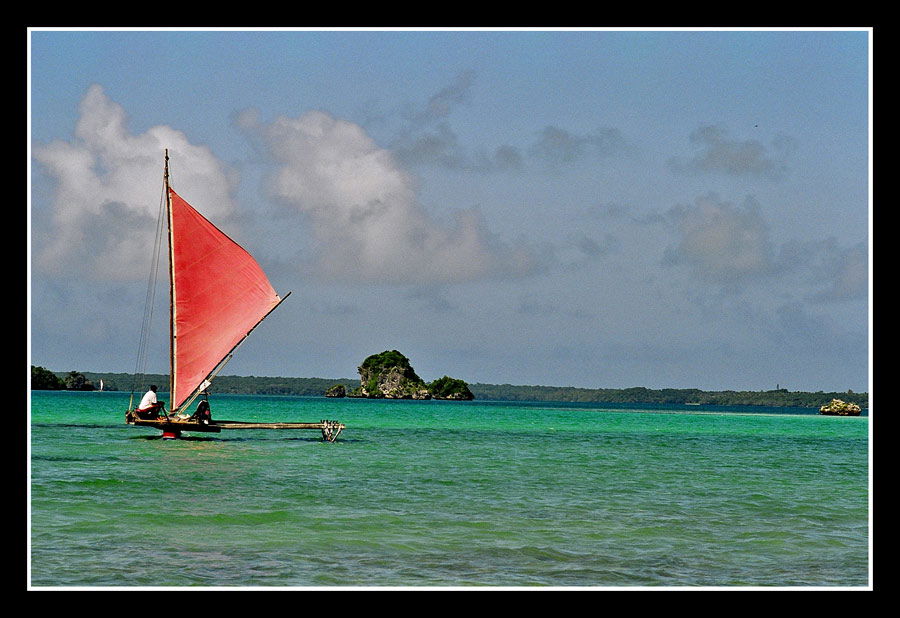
31,367,97,391
31,365,868,409
327,350,475,400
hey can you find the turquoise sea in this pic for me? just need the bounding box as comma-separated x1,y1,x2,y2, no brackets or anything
29,390,870,588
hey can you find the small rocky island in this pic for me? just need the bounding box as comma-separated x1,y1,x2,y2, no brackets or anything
819,398,862,416
325,350,474,400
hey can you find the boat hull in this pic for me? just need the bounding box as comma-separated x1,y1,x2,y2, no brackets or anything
127,417,222,434
126,415,344,441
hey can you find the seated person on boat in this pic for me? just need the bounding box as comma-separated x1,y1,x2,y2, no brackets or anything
135,385,166,419
190,399,212,425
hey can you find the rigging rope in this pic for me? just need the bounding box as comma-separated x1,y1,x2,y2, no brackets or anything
128,183,167,410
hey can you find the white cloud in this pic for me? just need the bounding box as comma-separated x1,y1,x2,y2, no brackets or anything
32,85,238,280
242,109,537,284
778,238,869,302
664,194,774,284
816,240,868,301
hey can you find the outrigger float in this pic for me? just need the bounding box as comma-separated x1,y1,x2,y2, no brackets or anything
126,150,344,442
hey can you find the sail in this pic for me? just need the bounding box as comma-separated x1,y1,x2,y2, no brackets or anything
168,188,283,411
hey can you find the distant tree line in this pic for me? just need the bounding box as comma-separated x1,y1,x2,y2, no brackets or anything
30,367,868,409
31,367,97,391
31,370,357,397
467,383,869,409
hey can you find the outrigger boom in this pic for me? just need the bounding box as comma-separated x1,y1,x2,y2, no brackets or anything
125,414,345,442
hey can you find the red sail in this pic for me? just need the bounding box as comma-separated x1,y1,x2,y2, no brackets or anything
169,188,282,411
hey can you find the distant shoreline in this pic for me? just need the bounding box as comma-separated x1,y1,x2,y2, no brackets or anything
45,370,868,410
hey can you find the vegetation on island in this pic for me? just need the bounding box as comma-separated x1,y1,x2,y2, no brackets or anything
360,349,413,374
32,370,356,396
467,383,868,409
427,376,475,400
31,365,867,410
31,367,95,391
31,366,65,390
324,384,346,398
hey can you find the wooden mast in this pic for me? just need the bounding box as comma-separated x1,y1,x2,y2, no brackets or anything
164,149,176,413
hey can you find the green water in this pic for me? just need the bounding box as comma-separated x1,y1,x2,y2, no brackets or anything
29,391,870,588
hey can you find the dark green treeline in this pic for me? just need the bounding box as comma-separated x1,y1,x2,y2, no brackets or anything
34,368,868,409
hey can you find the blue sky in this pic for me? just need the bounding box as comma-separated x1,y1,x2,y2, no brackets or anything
29,27,871,392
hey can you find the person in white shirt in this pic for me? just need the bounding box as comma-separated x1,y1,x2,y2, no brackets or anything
136,385,166,419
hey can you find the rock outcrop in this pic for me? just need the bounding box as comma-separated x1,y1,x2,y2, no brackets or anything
819,398,862,416
324,384,346,398
357,350,430,399
337,350,474,401
427,375,475,400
